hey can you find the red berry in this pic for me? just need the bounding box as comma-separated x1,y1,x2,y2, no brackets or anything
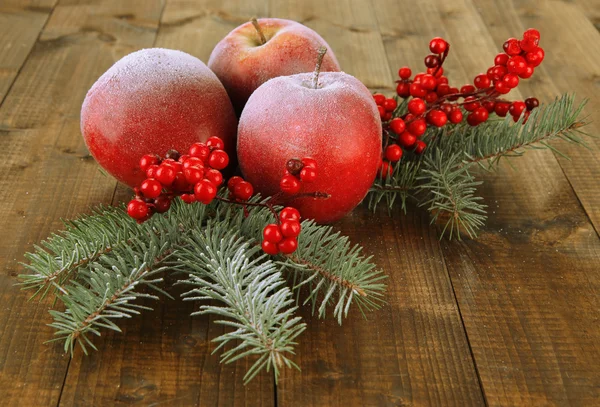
428,66,444,77
398,67,412,79
194,179,217,204
408,98,426,115
426,110,447,127
301,157,317,169
382,112,393,122
373,93,386,105
425,54,440,68
472,106,489,123
154,196,171,213
494,102,511,117
263,224,283,243
205,169,224,186
399,131,417,148
262,240,280,255
509,101,526,118
408,119,427,137
414,73,424,83
420,74,436,90
474,73,491,89
278,237,298,254
139,154,159,172
234,181,253,200
299,167,317,182
519,65,534,79
155,165,176,186
520,36,539,52
396,82,410,98
208,149,229,170
507,56,527,75
525,47,544,67
463,96,481,112
280,175,301,195
502,73,520,88
206,136,225,150
389,118,406,134
127,199,149,220
482,101,495,113
503,38,521,56
280,207,300,222
494,53,509,66
146,164,159,179
188,143,210,161
377,105,386,118
429,37,448,54
525,97,539,111
460,84,476,94
523,28,541,41
171,172,189,192
280,220,301,238
447,87,460,101
227,176,243,192
425,92,438,104
436,83,451,96
140,178,162,198
410,82,427,98
379,161,393,178
494,81,511,94
383,98,397,112
414,140,426,155
183,157,204,169
184,166,204,184
181,193,196,204
385,144,403,162
178,154,190,163
488,65,507,82
449,109,463,124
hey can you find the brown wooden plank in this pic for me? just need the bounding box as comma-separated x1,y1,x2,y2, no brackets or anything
0,0,57,104
0,0,163,404
271,1,485,405
58,1,275,406
420,0,600,404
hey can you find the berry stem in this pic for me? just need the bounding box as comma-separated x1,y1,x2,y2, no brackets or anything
311,47,328,89
251,17,267,45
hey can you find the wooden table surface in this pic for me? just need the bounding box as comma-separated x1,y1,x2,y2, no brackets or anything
1,0,599,406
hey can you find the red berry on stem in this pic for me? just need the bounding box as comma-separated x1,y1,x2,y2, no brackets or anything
509,101,527,118
373,93,386,105
525,97,539,111
278,237,298,254
494,53,509,66
146,164,159,179
205,168,224,186
424,54,440,68
140,178,162,198
181,193,196,204
383,98,397,112
377,105,386,118
425,92,438,104
280,175,301,195
502,72,520,88
494,81,511,94
398,67,412,79
487,65,508,81
183,157,204,169
154,196,171,213
396,82,410,98
472,106,489,123
194,179,217,204
414,140,426,155
525,47,544,67
408,98,426,115
127,199,149,220
408,119,427,137
234,181,254,200
206,136,225,150
420,74,436,90
464,96,481,112
139,155,159,172
227,175,243,192
494,102,511,117
460,84,476,94
520,36,539,52
184,166,204,184
507,56,527,75
449,109,463,124
263,224,283,243
280,220,301,238
436,83,451,96
385,144,403,162
299,167,317,182
429,37,448,54
399,131,417,148
474,73,491,89
523,28,541,41
189,143,210,161
519,65,534,79
503,38,521,56
410,82,427,98
208,149,229,170
262,240,280,255
389,118,406,134
155,165,176,186
301,157,317,169
280,207,301,222
482,101,496,113
426,110,448,127
172,172,189,192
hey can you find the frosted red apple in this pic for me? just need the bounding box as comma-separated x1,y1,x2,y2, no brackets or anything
238,72,381,224
208,18,341,115
81,48,237,187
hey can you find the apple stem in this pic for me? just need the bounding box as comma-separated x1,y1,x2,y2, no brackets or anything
251,17,267,45
312,47,328,89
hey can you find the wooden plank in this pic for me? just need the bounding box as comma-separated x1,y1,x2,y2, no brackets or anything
472,0,600,237
0,0,163,404
0,0,57,104
271,1,484,405
59,1,275,406
418,0,600,404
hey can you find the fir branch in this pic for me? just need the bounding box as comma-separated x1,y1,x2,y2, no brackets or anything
176,223,305,384
418,151,487,240
368,159,422,212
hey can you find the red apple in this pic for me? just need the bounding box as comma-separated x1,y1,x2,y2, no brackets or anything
208,18,341,115
81,48,237,187
237,71,382,224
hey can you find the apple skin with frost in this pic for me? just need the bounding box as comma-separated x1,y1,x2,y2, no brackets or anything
81,48,237,187
208,18,341,115
237,71,382,224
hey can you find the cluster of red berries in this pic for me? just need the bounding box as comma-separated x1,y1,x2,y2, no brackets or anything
279,157,318,195
127,139,320,257
261,207,302,255
126,136,233,222
375,29,544,178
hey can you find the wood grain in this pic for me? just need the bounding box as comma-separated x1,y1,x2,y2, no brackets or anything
0,0,162,405
59,1,276,405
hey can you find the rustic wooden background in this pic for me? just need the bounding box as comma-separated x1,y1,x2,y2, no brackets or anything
1,0,599,406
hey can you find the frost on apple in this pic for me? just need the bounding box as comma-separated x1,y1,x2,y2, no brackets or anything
81,48,237,187
238,71,381,224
